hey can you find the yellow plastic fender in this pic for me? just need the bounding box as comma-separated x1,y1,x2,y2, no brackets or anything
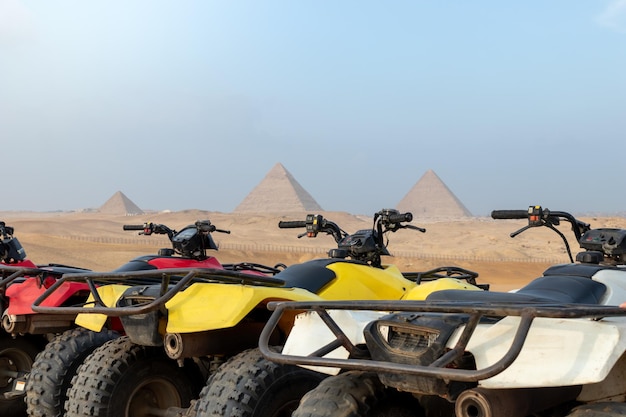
75,284,132,331
318,263,416,300
165,283,323,334
402,277,483,301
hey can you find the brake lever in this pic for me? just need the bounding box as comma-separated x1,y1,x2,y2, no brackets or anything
510,224,532,238
405,224,426,233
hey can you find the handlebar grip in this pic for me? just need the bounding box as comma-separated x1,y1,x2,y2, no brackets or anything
123,225,146,231
491,210,528,220
388,212,413,223
278,221,307,229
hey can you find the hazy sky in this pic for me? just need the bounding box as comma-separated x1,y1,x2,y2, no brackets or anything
1,1,625,216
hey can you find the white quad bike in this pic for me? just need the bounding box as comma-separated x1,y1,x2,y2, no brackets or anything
259,206,626,417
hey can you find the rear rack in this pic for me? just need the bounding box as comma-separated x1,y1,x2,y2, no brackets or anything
401,266,486,289
1,265,51,288
32,268,285,317
259,299,626,383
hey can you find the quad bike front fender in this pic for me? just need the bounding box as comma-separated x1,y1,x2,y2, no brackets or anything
164,283,323,334
75,285,132,331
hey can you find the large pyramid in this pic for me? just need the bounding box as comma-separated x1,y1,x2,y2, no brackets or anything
234,163,323,213
396,170,472,219
99,191,144,215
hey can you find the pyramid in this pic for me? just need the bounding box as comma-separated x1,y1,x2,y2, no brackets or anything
396,170,472,219
99,191,144,215
234,163,323,213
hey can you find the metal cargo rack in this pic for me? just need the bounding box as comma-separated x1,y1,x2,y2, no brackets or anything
259,299,626,383
31,268,286,317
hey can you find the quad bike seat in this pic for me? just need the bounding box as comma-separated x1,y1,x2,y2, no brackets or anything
543,263,619,278
426,275,607,305
274,258,367,293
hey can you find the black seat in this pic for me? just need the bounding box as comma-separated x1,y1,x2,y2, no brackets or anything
426,275,607,305
542,263,617,278
275,258,367,294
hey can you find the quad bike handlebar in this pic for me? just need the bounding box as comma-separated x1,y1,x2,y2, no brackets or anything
277,220,308,229
124,220,231,237
490,205,616,264
491,206,590,239
0,222,15,239
386,212,413,224
279,209,421,241
490,210,529,220
280,209,424,267
123,220,230,260
279,215,347,242
0,221,27,264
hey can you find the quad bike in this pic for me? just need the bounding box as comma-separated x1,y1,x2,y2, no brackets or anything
0,221,93,417
33,209,486,417
16,219,279,417
31,209,487,417
258,206,626,417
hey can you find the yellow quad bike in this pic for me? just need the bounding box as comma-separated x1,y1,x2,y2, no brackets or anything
32,209,486,417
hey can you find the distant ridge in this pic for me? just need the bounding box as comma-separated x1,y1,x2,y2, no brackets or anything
396,170,472,219
99,191,144,215
234,163,323,213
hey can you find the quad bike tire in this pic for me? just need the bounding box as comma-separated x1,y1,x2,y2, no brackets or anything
191,347,326,417
64,335,204,417
25,327,120,417
0,334,43,417
292,370,422,417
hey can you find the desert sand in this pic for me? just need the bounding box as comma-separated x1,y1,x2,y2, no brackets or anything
3,210,624,292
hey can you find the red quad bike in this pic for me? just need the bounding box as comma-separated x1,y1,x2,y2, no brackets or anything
11,219,280,417
1,221,92,417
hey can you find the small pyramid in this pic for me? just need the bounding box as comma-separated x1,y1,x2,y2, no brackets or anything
99,191,144,215
234,163,323,213
396,170,472,218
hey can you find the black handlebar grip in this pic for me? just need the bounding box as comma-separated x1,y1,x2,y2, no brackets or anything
490,210,529,220
123,225,146,231
278,221,307,229
388,212,413,223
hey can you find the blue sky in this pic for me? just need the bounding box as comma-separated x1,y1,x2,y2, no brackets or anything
1,1,625,216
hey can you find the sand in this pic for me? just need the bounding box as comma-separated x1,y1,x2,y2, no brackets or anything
2,210,623,292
